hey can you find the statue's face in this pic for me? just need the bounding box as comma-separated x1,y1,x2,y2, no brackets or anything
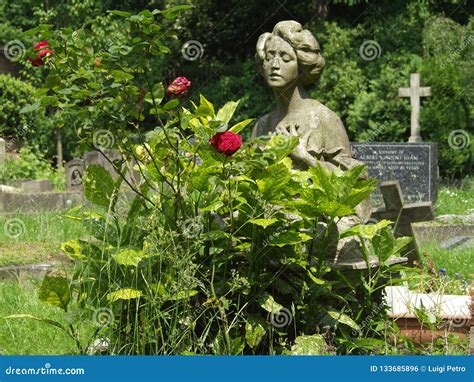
262,36,298,88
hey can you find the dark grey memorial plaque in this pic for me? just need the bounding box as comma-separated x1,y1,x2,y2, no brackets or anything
350,143,438,206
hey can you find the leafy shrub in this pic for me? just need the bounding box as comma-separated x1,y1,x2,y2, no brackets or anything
8,9,413,355
0,74,37,137
0,146,65,190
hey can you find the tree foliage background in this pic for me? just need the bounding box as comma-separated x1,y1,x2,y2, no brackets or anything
0,0,472,178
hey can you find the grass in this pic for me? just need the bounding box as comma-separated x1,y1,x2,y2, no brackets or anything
0,212,87,267
0,280,84,355
0,212,87,244
435,176,474,216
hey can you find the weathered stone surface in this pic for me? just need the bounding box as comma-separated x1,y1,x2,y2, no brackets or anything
19,179,53,193
0,191,84,213
0,184,22,193
0,263,52,281
398,73,431,143
440,236,474,250
0,137,5,164
65,158,84,191
84,149,121,179
413,223,474,246
351,142,438,205
437,214,474,225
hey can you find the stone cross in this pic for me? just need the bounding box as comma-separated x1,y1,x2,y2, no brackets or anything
0,138,5,165
371,180,435,265
398,73,431,143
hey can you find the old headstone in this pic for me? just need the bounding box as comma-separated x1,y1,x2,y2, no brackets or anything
84,149,122,179
398,73,431,143
0,137,5,164
65,158,85,191
371,180,435,264
351,142,438,205
83,149,140,186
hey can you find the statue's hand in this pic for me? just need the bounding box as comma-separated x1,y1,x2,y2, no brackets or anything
275,124,315,164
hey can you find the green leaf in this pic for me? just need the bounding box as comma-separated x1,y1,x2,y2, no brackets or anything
113,248,146,267
258,293,283,314
84,165,115,208
3,314,66,332
307,268,325,285
107,288,142,302
340,219,393,239
229,118,254,134
199,94,215,117
109,10,131,17
290,334,327,355
327,311,360,332
111,70,134,82
168,290,199,301
163,99,180,111
248,218,278,228
216,100,239,126
245,319,266,349
60,239,87,260
160,5,194,19
269,231,312,247
39,275,71,311
256,162,292,201
145,83,165,106
229,337,245,355
19,102,40,114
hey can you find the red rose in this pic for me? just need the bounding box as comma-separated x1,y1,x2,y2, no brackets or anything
29,48,54,67
38,49,54,59
167,76,191,96
34,40,49,50
209,131,242,157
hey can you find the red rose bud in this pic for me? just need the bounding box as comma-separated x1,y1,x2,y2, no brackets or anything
29,49,54,67
34,40,49,50
38,49,54,59
29,56,45,67
167,76,191,96
209,131,242,157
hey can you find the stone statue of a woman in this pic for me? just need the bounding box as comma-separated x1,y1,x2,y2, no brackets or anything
251,20,372,267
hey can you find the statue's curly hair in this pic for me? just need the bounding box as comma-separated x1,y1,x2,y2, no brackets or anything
256,20,325,88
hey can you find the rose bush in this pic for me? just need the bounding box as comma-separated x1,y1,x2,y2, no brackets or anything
11,8,412,355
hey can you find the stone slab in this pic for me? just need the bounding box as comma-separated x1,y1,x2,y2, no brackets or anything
351,142,438,206
19,179,53,193
440,236,474,250
0,263,52,281
0,191,84,213
0,137,5,164
412,223,474,246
